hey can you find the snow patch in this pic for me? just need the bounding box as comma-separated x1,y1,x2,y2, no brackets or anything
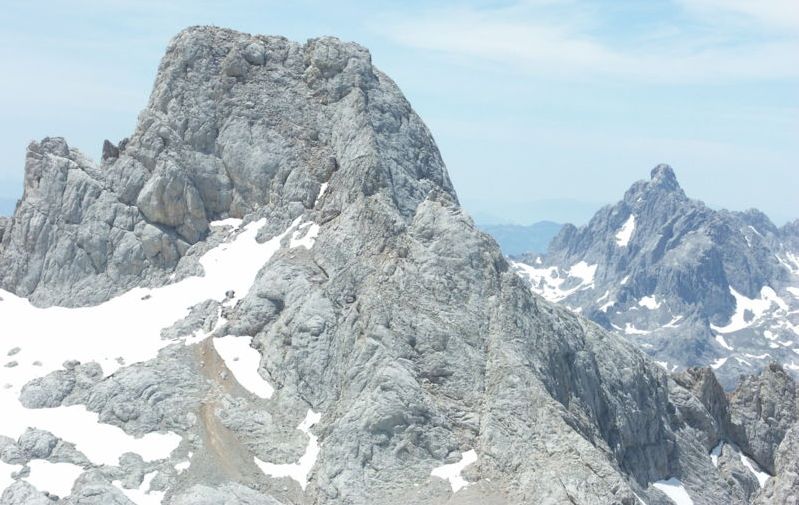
290,220,320,250
1,404,179,467
632,490,648,505
213,335,274,399
615,215,636,247
715,334,734,351
710,441,723,467
639,296,661,310
713,443,771,488
255,410,321,490
597,290,616,312
740,454,770,488
25,460,84,498
663,316,684,328
0,461,21,492
652,478,694,505
711,287,789,334
209,218,243,229
315,182,328,206
0,218,296,469
430,449,478,493
624,323,651,335
568,261,597,285
512,261,597,303
777,252,799,274
115,470,163,505
710,358,728,370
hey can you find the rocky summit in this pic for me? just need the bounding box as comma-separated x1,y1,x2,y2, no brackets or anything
0,27,798,505
514,165,799,389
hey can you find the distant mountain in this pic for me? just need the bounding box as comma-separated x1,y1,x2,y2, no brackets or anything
513,165,799,389
478,221,562,256
467,198,603,227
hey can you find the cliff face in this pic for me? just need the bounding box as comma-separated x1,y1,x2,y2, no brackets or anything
515,165,799,388
0,27,796,505
0,28,453,307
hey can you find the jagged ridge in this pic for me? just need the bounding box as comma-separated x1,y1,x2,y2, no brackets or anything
515,165,799,388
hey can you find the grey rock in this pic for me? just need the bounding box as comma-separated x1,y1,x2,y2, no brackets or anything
65,470,136,505
0,481,52,505
0,437,24,466
728,363,797,474
515,165,799,389
20,370,76,408
101,140,119,161
84,344,208,436
754,425,799,504
16,429,58,460
20,362,103,408
172,483,284,504
2,25,798,505
0,444,25,467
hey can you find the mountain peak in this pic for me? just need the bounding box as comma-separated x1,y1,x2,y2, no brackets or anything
649,163,680,191
622,164,685,206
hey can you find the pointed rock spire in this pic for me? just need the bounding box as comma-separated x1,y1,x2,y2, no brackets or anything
649,164,680,191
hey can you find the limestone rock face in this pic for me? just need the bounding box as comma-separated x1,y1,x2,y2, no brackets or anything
0,26,797,505
728,364,798,474
514,165,799,388
0,27,453,307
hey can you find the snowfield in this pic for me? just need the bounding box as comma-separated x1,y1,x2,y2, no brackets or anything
512,260,598,303
0,216,319,498
24,460,84,498
615,215,636,247
652,478,693,505
430,449,478,493
213,335,274,399
254,410,322,490
710,287,788,335
114,470,164,505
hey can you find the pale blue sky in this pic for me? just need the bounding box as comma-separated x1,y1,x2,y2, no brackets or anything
1,0,797,224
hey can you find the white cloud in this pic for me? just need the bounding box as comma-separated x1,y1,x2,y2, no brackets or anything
375,1,799,83
677,0,799,31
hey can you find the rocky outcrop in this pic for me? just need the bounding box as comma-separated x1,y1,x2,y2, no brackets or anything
1,26,798,505
754,426,799,504
728,363,798,474
515,165,799,388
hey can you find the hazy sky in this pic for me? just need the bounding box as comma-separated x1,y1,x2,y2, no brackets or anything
1,0,797,225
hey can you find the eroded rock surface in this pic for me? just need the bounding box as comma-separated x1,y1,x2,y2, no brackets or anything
0,26,797,505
